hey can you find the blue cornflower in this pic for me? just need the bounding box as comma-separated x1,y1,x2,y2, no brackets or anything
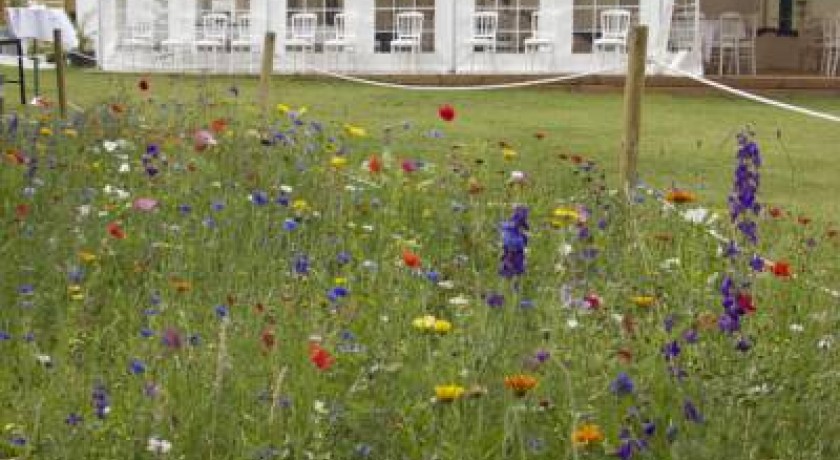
642,421,656,437
65,412,83,426
327,287,349,302
146,144,160,157
140,328,155,338
662,340,681,361
336,251,352,265
294,254,310,275
610,372,635,396
18,284,34,295
718,312,741,333
0,332,10,341
178,204,192,214
129,359,146,375
484,292,505,308
283,218,298,231
736,337,752,352
683,329,699,343
683,399,704,423
519,299,535,309
750,254,764,271
91,384,110,419
425,270,440,283
211,200,225,211
215,305,229,319
251,191,269,205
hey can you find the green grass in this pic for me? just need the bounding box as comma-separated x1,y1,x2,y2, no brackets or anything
1,66,839,459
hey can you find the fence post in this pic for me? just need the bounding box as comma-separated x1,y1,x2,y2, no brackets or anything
53,29,68,118
259,32,277,115
620,25,648,200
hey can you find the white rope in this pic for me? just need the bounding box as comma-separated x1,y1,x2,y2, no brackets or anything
301,63,622,91
636,182,840,299
652,59,840,124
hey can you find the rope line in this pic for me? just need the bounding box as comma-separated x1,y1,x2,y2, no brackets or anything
652,59,840,124
301,63,622,91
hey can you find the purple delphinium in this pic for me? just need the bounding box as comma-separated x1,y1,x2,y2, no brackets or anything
499,206,529,278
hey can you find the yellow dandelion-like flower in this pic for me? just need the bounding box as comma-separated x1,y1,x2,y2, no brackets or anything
433,319,453,334
343,124,367,138
68,285,85,301
434,384,465,403
292,199,310,213
78,251,98,263
39,127,53,136
276,103,291,114
330,156,349,169
631,295,656,308
502,147,518,161
412,315,437,331
551,207,581,227
572,423,605,447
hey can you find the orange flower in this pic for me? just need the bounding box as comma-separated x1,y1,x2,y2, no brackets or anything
210,118,228,134
402,249,421,269
665,188,697,204
770,260,792,278
169,278,193,293
504,374,538,397
572,423,605,447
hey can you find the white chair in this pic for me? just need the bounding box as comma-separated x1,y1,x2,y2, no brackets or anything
524,11,555,72
466,11,498,72
121,21,154,70
593,9,632,69
286,13,317,73
230,13,259,73
391,11,424,72
324,13,356,71
195,13,229,73
717,12,755,75
826,18,840,76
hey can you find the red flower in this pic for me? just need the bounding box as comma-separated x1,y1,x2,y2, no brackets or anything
368,154,383,174
401,159,418,173
210,118,228,134
260,327,276,353
798,216,811,226
438,104,456,122
584,292,602,309
15,204,30,220
309,343,334,370
736,293,756,314
402,249,422,269
768,207,783,218
138,78,150,92
770,261,792,278
107,221,126,239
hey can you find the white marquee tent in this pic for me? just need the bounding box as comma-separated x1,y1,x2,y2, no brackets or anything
75,0,701,75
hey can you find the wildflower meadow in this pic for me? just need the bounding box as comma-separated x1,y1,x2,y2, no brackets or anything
1,76,839,460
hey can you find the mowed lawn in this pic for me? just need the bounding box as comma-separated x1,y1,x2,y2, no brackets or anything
5,66,838,218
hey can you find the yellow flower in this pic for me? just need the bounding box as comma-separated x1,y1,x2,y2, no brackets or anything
78,251,98,263
343,124,367,138
39,127,53,136
434,384,465,403
502,147,518,161
572,423,605,447
68,285,85,301
334,277,348,286
631,295,656,308
276,103,291,114
292,199,310,213
412,315,437,331
551,207,581,227
63,128,78,138
330,156,348,169
433,319,453,334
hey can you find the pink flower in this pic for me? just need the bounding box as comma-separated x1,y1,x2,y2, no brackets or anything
133,197,159,212
194,130,217,152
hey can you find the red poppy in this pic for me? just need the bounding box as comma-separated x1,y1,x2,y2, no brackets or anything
309,343,334,370
402,249,422,269
15,204,30,219
368,154,383,174
583,292,602,309
260,327,276,353
401,159,417,173
438,104,456,122
770,261,792,278
736,292,756,314
107,221,126,239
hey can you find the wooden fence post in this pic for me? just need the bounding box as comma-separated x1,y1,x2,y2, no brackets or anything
259,32,276,114
53,29,68,118
619,25,648,200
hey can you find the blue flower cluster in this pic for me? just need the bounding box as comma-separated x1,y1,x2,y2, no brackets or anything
499,206,529,278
